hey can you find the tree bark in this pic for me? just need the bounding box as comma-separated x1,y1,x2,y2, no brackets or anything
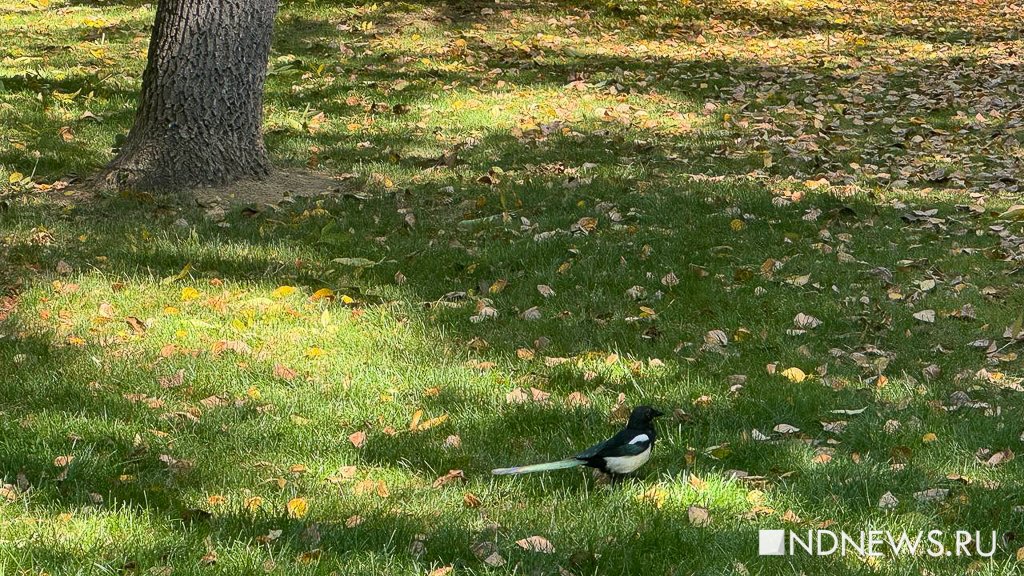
99,0,278,192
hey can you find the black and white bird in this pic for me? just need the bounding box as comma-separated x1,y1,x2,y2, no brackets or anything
492,406,664,478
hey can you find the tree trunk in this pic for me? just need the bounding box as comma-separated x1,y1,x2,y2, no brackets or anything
99,0,278,192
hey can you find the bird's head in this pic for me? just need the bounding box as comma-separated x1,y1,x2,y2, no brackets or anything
628,405,664,428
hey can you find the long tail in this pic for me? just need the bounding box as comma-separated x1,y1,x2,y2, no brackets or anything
492,458,583,476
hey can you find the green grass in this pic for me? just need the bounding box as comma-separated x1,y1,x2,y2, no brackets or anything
2,0,1024,574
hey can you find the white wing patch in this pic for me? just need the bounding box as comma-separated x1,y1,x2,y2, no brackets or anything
604,446,652,474
628,434,650,445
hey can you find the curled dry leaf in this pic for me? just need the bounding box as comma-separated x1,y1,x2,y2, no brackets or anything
687,505,711,526
348,431,367,448
472,542,506,566
913,488,949,503
773,424,800,434
704,330,728,346
537,284,555,298
463,492,482,508
53,455,74,467
273,364,298,381
984,449,1014,467
505,387,529,404
793,313,822,329
878,491,899,510
516,535,555,553
520,306,541,320
661,272,679,287
566,391,590,408
432,469,466,488
345,515,364,528
913,309,936,323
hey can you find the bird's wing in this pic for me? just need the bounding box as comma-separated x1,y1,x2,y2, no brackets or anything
578,430,651,459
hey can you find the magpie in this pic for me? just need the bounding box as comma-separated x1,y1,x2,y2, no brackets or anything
492,406,664,477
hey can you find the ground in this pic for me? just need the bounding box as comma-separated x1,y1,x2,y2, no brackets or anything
1,0,1024,574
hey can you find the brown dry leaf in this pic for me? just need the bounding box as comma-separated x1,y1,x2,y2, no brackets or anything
200,395,225,409
428,567,453,576
158,369,185,389
985,449,1014,467
472,542,506,566
610,393,630,421
432,469,466,488
97,302,116,319
125,316,146,335
348,431,367,448
353,479,390,498
443,435,462,449
53,455,74,467
295,550,321,565
345,514,364,528
211,339,251,355
516,535,555,553
530,387,551,404
273,364,298,381
566,391,590,408
687,505,711,526
516,347,535,360
505,387,529,404
463,492,482,508
573,216,598,233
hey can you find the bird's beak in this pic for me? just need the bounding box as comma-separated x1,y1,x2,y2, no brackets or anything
652,408,665,418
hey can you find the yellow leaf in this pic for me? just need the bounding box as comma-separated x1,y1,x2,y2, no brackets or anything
306,346,325,358
247,386,261,400
310,288,334,301
272,285,296,298
922,433,938,443
163,306,179,315
781,367,806,383
730,218,746,231
180,287,200,301
340,295,355,305
409,409,423,430
417,413,449,431
8,172,24,184
207,494,227,505
286,497,309,519
244,496,263,512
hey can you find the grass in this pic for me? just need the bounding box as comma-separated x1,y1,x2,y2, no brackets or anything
2,0,1024,574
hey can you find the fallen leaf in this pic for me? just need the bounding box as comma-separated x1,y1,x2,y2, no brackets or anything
687,505,711,526
878,491,899,510
348,431,367,448
913,309,936,323
345,515,364,528
516,535,555,553
273,364,298,381
432,469,466,488
272,285,297,298
286,497,309,519
781,367,806,383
